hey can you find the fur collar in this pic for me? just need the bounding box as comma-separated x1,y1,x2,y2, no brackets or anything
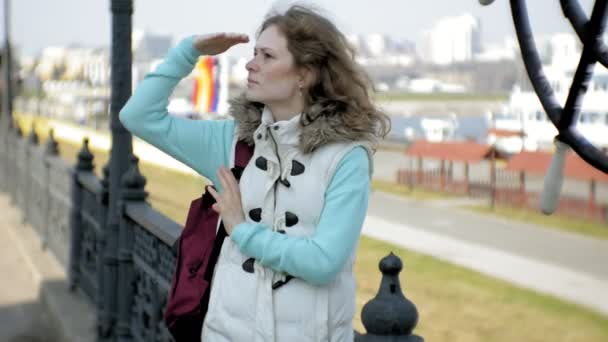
229,95,372,153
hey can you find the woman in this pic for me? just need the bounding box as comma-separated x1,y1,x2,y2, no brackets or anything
120,5,390,341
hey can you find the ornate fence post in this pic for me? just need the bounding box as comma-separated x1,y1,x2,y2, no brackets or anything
116,156,148,342
20,124,39,222
69,138,95,291
44,128,59,156
96,164,110,340
356,253,424,341
41,128,60,248
9,120,21,202
27,123,39,145
0,117,9,192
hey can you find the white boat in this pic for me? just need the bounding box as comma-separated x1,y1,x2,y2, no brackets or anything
489,63,608,154
418,113,458,142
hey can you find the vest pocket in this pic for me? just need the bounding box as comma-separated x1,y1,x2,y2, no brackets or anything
215,262,258,320
273,278,317,323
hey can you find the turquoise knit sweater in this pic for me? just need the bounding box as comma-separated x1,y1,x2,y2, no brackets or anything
119,36,370,286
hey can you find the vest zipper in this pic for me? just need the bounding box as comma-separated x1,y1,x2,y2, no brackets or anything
268,127,281,219
267,127,295,290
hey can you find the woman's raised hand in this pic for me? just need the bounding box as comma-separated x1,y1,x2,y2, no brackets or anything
193,32,249,55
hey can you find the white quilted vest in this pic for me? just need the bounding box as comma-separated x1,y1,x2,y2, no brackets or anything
202,107,373,342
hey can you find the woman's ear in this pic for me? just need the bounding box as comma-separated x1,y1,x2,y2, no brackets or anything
298,66,317,90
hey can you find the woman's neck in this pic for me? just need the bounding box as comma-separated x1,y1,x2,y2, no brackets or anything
267,97,304,122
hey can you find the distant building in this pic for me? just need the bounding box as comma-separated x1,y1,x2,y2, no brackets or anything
35,47,68,81
35,46,109,85
132,29,173,62
362,34,388,57
83,49,110,86
474,36,518,62
349,33,416,68
345,34,361,52
422,13,481,65
548,33,580,68
406,78,467,93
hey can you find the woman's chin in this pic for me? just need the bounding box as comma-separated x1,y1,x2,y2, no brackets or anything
244,90,261,102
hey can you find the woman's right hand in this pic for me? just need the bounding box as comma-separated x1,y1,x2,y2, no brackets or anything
193,32,249,56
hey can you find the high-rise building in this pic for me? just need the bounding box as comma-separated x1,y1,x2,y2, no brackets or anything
363,34,388,57
422,14,481,65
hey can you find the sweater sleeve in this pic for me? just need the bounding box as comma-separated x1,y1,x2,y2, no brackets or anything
230,146,370,286
118,36,233,188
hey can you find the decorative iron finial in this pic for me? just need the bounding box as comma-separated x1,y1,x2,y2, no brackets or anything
121,155,148,201
14,121,22,137
45,128,59,156
27,123,39,145
100,163,110,205
356,252,424,341
76,138,95,172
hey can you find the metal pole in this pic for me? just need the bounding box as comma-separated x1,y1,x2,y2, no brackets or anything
2,0,13,132
1,0,13,192
490,147,496,209
101,0,133,340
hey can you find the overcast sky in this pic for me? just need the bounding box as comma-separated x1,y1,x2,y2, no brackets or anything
0,0,596,57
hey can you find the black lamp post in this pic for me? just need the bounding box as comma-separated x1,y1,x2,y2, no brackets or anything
98,0,134,340
2,0,13,132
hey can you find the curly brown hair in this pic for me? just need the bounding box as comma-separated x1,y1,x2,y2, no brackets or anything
230,4,391,149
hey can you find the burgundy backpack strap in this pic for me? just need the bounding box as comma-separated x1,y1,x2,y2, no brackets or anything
234,140,254,169
197,140,252,204
202,140,253,296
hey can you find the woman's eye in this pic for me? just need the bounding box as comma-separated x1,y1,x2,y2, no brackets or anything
253,51,272,59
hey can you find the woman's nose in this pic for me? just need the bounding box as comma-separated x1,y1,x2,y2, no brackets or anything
246,59,258,72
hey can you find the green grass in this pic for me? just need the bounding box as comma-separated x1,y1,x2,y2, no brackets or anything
465,205,608,240
355,237,608,341
374,92,509,102
16,115,608,341
371,178,458,201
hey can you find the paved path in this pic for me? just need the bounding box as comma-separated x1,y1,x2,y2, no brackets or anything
0,194,95,342
0,195,50,342
362,191,608,315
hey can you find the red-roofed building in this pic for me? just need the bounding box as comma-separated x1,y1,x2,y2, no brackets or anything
506,150,608,219
401,140,499,195
506,151,608,182
406,140,495,163
397,140,607,222
487,128,525,138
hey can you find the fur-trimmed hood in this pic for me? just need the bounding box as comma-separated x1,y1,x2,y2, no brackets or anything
229,95,374,153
